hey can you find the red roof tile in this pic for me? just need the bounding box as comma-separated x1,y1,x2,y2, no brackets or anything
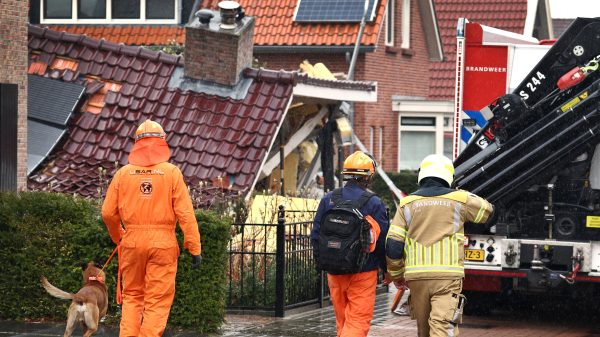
46,0,388,47
430,0,528,100
26,25,295,206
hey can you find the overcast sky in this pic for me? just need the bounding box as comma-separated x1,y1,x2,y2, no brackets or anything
549,0,600,18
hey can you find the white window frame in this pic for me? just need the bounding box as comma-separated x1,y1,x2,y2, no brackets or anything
378,126,383,162
400,0,410,49
385,0,395,47
368,126,374,154
394,100,454,170
40,0,180,24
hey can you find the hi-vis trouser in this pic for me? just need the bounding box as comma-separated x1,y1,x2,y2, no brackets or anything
407,278,465,337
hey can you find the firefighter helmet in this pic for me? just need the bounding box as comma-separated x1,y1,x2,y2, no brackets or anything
342,151,377,177
418,154,454,187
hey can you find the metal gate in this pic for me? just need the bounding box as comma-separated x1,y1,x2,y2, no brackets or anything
226,206,327,316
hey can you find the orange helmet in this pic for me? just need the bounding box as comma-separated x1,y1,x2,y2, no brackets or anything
134,120,166,142
342,151,377,177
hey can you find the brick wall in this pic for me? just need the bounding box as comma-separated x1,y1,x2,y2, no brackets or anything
185,16,255,86
358,0,431,171
255,0,432,172
0,0,28,190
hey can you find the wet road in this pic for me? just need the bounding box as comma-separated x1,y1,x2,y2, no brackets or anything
2,288,600,336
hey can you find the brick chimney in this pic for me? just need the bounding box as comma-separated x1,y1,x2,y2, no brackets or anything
184,1,254,87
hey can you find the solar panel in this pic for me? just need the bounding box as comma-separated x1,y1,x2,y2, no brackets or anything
27,120,66,175
27,76,84,175
28,75,85,126
294,0,379,23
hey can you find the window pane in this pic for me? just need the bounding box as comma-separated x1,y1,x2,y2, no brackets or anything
45,0,72,19
385,0,394,45
78,0,106,18
444,132,453,159
113,0,140,18
147,0,175,19
401,117,435,126
400,131,435,170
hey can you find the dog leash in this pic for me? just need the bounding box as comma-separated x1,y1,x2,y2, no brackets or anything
93,245,122,304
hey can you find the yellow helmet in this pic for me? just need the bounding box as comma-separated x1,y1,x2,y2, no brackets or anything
134,120,166,142
418,154,454,186
342,151,377,177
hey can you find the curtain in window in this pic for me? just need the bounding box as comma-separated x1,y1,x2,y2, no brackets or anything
400,131,435,170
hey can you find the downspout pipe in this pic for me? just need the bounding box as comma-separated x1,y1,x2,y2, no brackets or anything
188,0,203,24
347,0,369,80
347,0,370,153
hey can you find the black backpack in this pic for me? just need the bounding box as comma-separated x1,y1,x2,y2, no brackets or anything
318,188,375,274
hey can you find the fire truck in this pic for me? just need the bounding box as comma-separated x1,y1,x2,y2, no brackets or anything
452,17,600,305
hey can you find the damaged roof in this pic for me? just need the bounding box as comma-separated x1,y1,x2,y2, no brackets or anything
46,0,388,48
26,25,295,200
26,25,376,204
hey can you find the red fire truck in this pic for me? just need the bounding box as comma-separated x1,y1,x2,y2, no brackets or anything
452,17,600,306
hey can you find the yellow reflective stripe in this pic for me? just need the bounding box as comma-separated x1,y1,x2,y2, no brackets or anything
405,265,464,270
427,245,433,265
404,234,464,273
443,237,448,266
389,225,407,238
474,201,488,223
408,237,415,266
438,191,468,203
449,237,453,266
399,195,425,207
405,268,464,274
453,235,459,265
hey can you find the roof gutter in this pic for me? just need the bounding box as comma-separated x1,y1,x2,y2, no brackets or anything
253,45,376,54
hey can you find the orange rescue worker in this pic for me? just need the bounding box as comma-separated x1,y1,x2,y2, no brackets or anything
102,120,201,337
311,151,390,337
386,154,494,337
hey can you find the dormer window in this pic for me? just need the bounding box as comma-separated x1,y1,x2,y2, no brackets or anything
41,0,178,23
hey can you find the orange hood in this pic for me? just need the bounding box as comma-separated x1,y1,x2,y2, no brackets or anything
128,137,171,167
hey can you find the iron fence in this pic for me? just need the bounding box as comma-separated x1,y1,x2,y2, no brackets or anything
226,205,328,316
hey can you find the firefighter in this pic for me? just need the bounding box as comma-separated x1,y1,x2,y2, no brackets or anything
311,151,390,337
385,154,493,337
102,120,202,337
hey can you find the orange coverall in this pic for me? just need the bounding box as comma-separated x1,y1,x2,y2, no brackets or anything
102,161,201,337
328,270,379,337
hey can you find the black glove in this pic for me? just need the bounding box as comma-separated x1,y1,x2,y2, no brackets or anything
191,254,202,269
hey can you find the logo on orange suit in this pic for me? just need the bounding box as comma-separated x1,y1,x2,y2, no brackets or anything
140,180,153,195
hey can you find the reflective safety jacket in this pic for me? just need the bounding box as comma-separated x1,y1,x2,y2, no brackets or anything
386,189,493,281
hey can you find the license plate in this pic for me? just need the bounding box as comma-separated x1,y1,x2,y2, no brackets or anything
465,249,485,262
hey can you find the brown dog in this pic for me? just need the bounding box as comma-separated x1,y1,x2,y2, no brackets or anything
41,262,108,337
